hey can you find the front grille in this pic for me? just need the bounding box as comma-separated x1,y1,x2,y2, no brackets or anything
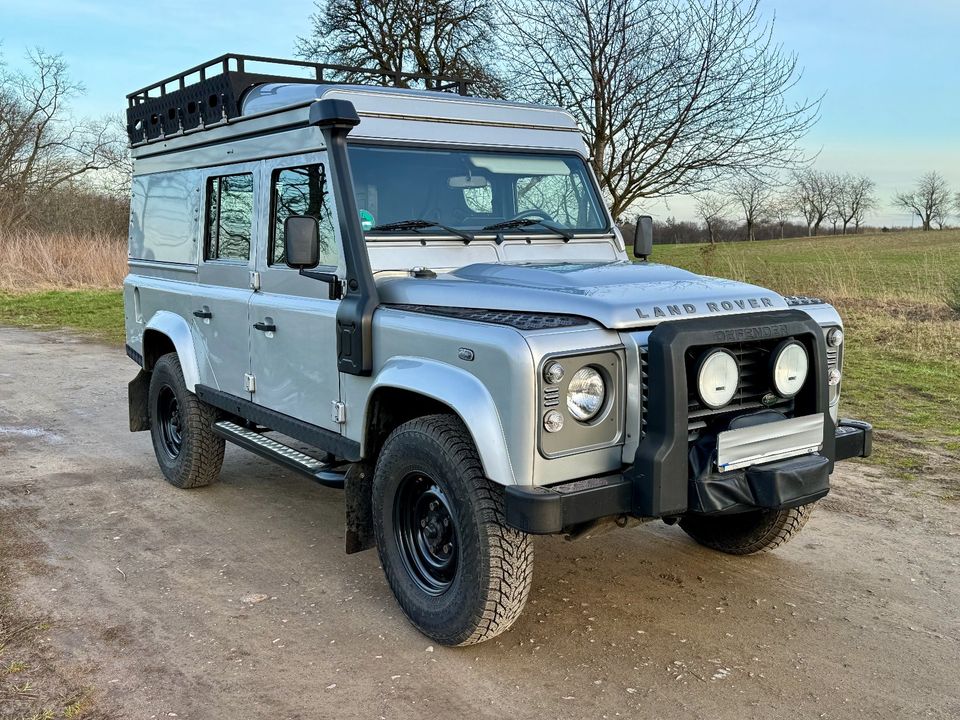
639,350,649,440
637,332,835,445
826,345,840,370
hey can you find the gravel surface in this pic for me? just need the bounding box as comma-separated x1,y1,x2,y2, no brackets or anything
1,327,958,719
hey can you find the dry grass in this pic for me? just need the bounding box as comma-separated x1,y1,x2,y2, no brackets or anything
0,232,126,291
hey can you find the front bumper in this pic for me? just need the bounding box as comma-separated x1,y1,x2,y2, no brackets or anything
505,418,872,534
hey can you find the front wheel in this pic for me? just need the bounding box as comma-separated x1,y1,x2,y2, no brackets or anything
373,415,533,646
679,504,814,555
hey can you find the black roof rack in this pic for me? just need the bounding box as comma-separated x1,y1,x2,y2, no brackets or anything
126,53,473,146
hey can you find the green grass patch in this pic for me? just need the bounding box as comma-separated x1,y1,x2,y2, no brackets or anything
0,290,124,344
650,229,960,303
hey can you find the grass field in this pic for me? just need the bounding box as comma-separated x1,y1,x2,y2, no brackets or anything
0,289,124,344
0,229,957,479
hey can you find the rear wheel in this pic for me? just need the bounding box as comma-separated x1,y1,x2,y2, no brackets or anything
679,504,814,555
148,353,224,488
373,414,533,646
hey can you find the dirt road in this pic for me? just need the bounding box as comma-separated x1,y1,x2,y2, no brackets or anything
0,327,958,719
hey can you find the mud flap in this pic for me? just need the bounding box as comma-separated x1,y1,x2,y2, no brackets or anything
128,370,151,432
344,463,375,554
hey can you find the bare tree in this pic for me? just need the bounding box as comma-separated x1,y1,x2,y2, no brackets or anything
792,169,834,236
728,175,775,241
0,49,125,231
767,195,793,240
696,193,730,245
296,0,503,96
894,172,952,231
832,173,875,234
499,0,819,218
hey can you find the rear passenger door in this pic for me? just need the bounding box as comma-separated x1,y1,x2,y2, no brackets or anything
192,166,258,399
248,154,343,432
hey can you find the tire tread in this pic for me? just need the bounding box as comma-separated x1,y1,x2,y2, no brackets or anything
680,504,813,555
149,353,224,488
375,414,533,646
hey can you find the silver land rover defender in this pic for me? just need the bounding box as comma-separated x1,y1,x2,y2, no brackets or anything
123,54,872,646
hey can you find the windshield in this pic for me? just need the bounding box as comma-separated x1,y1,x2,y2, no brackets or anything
347,145,608,237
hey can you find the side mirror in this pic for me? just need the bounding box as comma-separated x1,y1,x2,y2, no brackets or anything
633,215,653,261
284,215,320,268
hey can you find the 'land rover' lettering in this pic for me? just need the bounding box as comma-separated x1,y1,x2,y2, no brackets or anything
636,297,777,320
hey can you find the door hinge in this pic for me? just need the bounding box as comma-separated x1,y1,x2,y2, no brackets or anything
331,401,346,424
249,271,261,291
244,373,256,393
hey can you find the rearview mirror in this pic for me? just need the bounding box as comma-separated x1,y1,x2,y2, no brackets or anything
633,215,653,261
284,215,320,268
448,174,489,189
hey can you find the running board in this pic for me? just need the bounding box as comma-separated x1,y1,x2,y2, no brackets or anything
212,420,346,489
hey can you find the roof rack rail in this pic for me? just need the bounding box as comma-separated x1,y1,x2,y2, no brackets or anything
125,53,473,146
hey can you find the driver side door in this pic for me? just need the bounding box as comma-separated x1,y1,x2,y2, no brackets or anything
248,153,343,432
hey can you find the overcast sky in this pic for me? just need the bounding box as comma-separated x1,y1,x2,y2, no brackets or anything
2,0,957,226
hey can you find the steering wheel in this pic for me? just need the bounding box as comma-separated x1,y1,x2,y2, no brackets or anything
512,208,556,223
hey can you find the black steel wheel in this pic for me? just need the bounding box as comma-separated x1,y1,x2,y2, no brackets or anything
394,474,458,596
148,353,224,489
373,414,533,646
155,385,183,459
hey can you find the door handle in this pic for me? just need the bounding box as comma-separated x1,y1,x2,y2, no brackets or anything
193,309,213,319
253,321,277,333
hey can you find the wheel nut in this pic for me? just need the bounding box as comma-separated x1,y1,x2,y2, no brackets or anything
443,543,452,553
420,519,427,528
429,501,438,511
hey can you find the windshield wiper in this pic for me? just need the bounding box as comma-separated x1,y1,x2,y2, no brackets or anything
368,219,474,244
481,217,574,241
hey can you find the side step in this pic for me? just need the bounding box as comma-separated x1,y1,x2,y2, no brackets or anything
212,420,346,489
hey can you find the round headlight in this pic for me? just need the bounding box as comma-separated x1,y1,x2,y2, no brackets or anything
827,328,844,347
772,341,809,398
696,349,739,409
566,366,606,422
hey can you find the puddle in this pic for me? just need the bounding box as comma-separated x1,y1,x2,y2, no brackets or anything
0,426,63,444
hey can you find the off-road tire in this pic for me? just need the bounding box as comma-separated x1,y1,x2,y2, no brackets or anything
679,504,814,555
372,414,533,646
148,353,224,488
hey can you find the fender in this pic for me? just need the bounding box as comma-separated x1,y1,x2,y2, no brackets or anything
367,357,516,485
144,311,202,392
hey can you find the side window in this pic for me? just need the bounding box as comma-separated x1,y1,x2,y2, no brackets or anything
205,173,254,261
271,164,339,267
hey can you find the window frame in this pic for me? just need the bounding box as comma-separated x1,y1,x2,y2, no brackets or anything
203,171,255,264
345,141,614,237
268,161,338,269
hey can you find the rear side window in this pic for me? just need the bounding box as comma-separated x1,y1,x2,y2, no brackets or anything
271,164,339,267
205,173,254,261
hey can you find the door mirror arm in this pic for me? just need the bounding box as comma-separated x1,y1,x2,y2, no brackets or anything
300,269,344,300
